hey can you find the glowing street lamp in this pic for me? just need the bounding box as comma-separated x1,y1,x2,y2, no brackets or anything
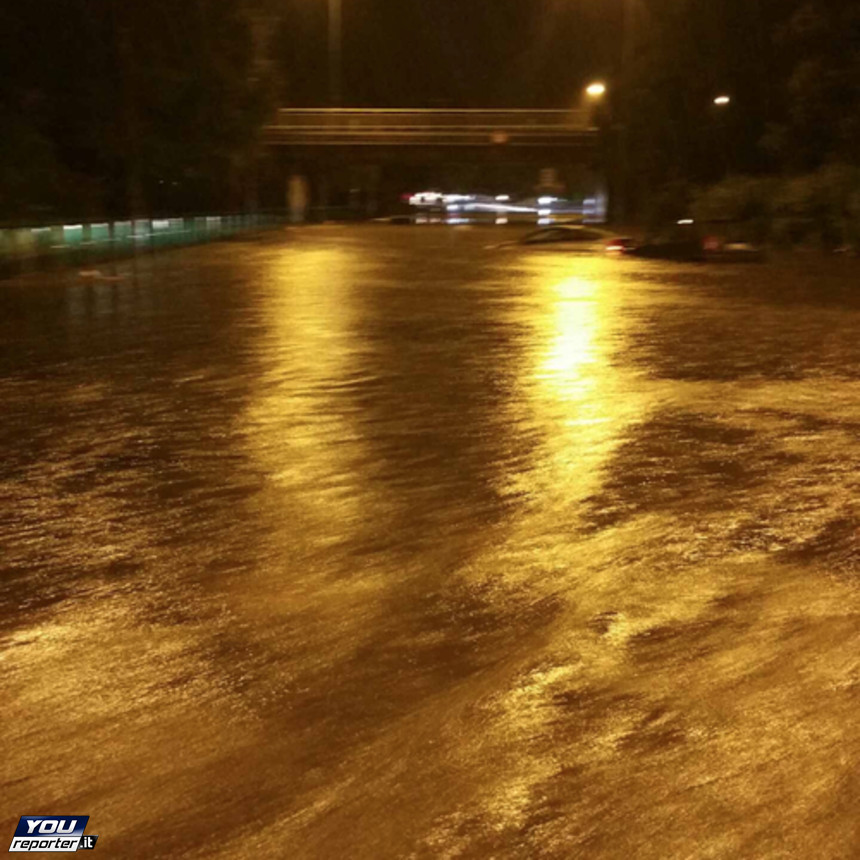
586,82,607,100
714,95,731,106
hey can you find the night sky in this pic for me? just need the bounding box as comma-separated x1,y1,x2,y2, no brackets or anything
274,0,625,107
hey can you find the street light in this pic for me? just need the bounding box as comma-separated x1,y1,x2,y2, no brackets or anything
714,95,731,106
584,81,611,223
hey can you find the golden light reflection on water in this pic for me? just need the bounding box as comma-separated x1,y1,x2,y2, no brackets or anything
447,256,656,836
539,275,603,387
535,273,611,495
502,256,650,521
245,246,374,542
230,242,403,640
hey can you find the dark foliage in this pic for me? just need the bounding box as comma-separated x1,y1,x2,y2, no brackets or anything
620,0,860,215
0,1,273,221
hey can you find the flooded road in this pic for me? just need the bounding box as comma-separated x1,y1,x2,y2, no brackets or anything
1,226,858,859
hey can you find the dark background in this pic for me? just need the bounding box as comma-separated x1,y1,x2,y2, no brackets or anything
272,0,623,107
2,1,859,224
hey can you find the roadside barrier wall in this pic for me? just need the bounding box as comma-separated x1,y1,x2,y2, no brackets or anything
0,213,284,276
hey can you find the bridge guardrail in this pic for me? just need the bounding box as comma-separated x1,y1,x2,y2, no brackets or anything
265,108,598,147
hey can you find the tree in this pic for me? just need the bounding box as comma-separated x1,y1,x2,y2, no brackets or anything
776,0,860,169
0,1,275,220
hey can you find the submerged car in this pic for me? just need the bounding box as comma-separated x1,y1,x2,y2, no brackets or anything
627,239,706,261
519,225,611,245
604,237,637,253
607,221,765,263
702,241,766,263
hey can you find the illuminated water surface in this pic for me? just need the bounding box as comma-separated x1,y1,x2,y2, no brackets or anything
1,227,858,858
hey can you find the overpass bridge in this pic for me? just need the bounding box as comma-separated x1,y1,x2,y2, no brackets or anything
261,109,604,218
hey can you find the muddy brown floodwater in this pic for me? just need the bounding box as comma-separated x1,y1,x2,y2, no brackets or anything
1,226,858,859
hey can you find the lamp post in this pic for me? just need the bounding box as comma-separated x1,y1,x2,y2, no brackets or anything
585,81,608,125
584,82,611,223
328,0,342,106
713,95,732,175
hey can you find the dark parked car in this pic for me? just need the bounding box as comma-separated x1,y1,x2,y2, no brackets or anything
613,221,765,263
519,225,611,245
